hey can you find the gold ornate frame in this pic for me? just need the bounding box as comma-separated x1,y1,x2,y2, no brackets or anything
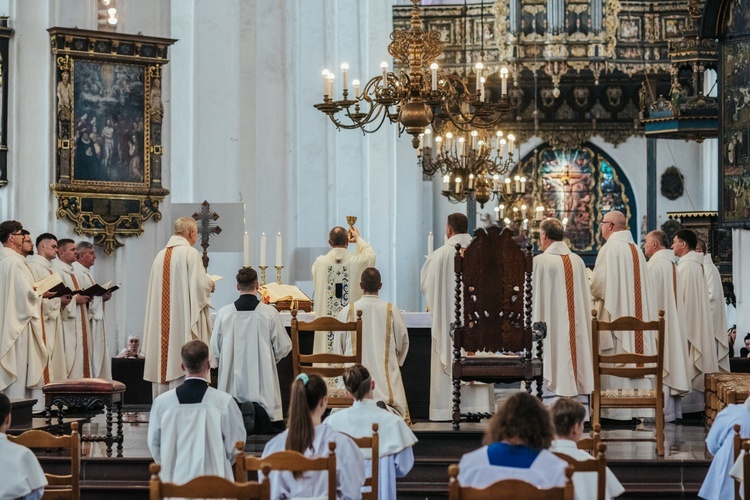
49,28,175,254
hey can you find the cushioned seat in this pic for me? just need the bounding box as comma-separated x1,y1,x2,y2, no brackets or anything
44,378,126,394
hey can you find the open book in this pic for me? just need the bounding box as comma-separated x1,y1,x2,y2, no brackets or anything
259,283,312,311
34,273,63,296
79,280,120,297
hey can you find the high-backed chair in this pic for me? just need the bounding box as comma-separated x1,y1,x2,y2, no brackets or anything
553,442,608,500
451,226,543,429
149,463,270,500
447,464,575,499
8,421,81,500
576,423,602,454
234,441,337,499
591,309,666,457
290,309,362,408
340,423,379,500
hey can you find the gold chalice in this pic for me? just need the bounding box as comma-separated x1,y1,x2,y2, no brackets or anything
346,215,358,242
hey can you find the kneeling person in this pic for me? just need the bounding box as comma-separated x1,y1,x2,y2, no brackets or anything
211,267,291,432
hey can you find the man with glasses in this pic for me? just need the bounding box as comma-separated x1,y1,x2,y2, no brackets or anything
591,210,656,421
19,230,33,257
0,220,46,403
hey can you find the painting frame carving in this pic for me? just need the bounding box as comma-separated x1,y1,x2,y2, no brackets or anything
49,27,176,254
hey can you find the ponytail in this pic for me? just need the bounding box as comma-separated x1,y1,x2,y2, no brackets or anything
286,373,327,477
342,364,371,402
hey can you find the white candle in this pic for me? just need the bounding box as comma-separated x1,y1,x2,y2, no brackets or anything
425,128,432,148
430,63,438,91
508,133,515,153
536,206,544,221
443,174,450,191
514,175,521,192
475,62,483,92
341,63,349,92
520,176,526,192
243,231,250,267
458,137,465,156
435,136,443,153
428,232,434,256
500,67,508,95
480,76,486,101
276,232,282,267
504,178,511,194
471,130,478,150
380,61,388,87
562,217,568,230
468,174,475,190
493,174,500,191
353,79,360,99
455,177,462,194
494,206,500,221
419,134,424,150
326,73,335,98
521,204,527,218
522,218,528,230
260,233,267,266
322,69,330,96
499,138,506,157
499,204,505,219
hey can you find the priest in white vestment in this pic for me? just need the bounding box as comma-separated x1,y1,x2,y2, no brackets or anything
590,211,656,420
325,364,417,500
673,229,718,412
27,233,71,383
420,213,493,421
148,340,246,483
0,393,47,499
699,400,750,500
143,217,214,398
0,221,47,403
644,230,694,422
336,267,410,420
531,218,594,399
52,239,92,379
549,398,625,500
311,225,376,355
73,242,112,380
211,266,291,423
697,239,730,372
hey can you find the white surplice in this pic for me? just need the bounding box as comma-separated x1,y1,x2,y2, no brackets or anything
210,301,291,421
457,445,568,490
704,253,730,372
262,423,365,500
73,261,111,380
335,296,410,420
147,385,246,483
699,401,750,500
325,399,417,500
550,439,625,500
677,251,718,397
52,258,89,379
142,235,213,387
0,248,46,400
27,255,66,382
532,241,594,397
590,230,656,419
311,238,376,354
0,433,47,499
420,233,494,421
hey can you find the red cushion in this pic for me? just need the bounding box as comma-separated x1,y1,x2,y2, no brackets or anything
43,378,126,394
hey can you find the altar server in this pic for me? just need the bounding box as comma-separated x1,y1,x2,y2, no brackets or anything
0,393,47,499
336,267,410,420
211,266,291,424
325,364,417,499
262,373,365,499
148,340,245,483
420,213,493,421
531,218,594,399
699,399,750,499
697,238,730,372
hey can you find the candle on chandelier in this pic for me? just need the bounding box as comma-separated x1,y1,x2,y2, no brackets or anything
446,132,453,152
562,217,569,230
243,231,250,267
494,206,500,222
468,174,475,190
341,63,349,92
499,204,505,219
380,61,388,87
493,174,500,191
504,177,512,194
431,63,438,91
522,219,529,230
353,79,360,99
436,136,443,153
425,128,432,148
521,204,527,219
480,77,486,101
495,130,503,152
500,67,509,96
418,134,424,150
475,62,483,93
260,232,267,267
322,69,330,96
455,177,462,194
326,73,335,99
514,175,521,192
276,232,283,267
508,133,516,153
458,137,465,156
428,231,434,256
520,177,526,192
536,206,544,221
499,138,506,157
443,175,450,191
471,130,478,150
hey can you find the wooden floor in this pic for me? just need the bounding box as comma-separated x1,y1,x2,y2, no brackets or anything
20,409,712,499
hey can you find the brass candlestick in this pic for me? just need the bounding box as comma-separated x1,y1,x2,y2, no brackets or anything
346,215,357,242
259,265,268,286
275,265,284,284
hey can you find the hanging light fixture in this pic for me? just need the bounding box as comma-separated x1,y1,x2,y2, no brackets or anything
314,0,514,148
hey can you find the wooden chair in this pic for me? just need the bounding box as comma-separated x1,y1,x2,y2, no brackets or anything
576,423,602,454
235,441,337,499
340,423,379,500
8,421,80,500
553,442,609,500
447,464,575,499
149,463,270,499
743,441,750,500
732,424,750,499
290,309,363,408
451,226,543,429
591,310,666,457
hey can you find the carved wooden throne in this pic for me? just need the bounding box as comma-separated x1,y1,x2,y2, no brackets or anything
451,225,543,429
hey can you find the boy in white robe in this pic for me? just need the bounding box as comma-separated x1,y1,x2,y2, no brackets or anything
699,399,750,499
0,393,47,499
325,364,417,499
148,340,246,483
211,267,291,424
550,398,625,500
335,267,411,420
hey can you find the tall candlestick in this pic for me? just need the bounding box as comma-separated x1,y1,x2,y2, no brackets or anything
428,232,434,256
260,233,267,267
275,232,282,267
243,231,250,267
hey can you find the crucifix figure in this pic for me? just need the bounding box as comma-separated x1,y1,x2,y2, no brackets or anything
192,200,222,270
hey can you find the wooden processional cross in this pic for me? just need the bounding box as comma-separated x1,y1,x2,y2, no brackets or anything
192,200,222,270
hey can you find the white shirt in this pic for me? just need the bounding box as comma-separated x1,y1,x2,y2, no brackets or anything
457,444,568,490
0,433,47,499
700,402,750,500
550,439,625,500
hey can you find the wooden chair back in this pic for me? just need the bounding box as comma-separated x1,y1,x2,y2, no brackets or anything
340,423,379,500
8,421,80,500
553,443,608,500
743,441,750,500
591,309,666,457
290,309,363,408
447,464,575,499
149,463,270,499
235,441,337,499
576,423,602,454
732,424,750,500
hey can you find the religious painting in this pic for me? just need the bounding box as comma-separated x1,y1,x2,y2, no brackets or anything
49,28,175,254
619,18,641,40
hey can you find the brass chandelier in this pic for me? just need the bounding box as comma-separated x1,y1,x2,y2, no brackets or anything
313,0,514,148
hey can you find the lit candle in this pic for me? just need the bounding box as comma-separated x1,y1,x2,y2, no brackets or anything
494,206,500,221
468,174,475,190
419,133,424,150
495,130,503,151
536,206,544,221
326,73,335,98
243,231,250,267
504,217,511,225
493,174,500,191
499,204,505,219
458,137,465,156
260,232,267,267
276,232,282,267
443,174,450,191
471,130,478,150
480,76,486,101
428,231,434,256
353,79,360,99
500,67,508,95
499,138,506,157
446,132,453,152
520,176,526,192
430,63,438,91
436,136,443,153
522,219,529,230
380,61,388,87
475,62,483,92
562,217,569,230
521,204,527,218
504,177,511,194
341,63,349,92
513,206,519,215
508,133,515,153
455,177,462,194
322,69,330,96
425,127,432,148
514,175,521,192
